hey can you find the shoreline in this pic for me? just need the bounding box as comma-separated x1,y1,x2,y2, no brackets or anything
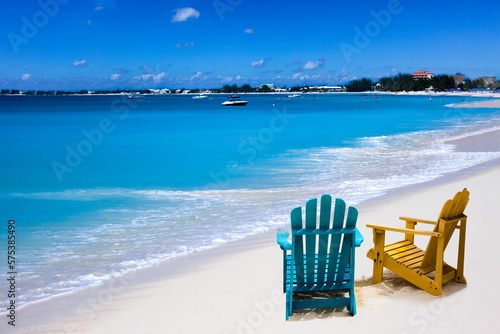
7,119,500,333
2,91,499,98
448,99,500,108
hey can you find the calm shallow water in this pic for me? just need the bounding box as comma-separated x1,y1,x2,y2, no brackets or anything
1,93,500,307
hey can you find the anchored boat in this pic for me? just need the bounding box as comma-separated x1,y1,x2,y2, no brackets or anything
222,95,248,106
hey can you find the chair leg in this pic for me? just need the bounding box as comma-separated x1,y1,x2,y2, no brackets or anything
456,218,467,283
349,287,356,316
282,250,286,293
372,229,385,284
285,289,291,320
435,221,446,289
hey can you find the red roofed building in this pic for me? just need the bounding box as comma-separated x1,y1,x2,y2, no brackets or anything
412,71,434,79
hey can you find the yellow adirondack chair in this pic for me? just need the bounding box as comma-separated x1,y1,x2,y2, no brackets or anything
366,188,469,296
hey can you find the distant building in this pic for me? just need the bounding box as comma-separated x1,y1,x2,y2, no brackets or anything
480,76,496,86
311,85,344,92
451,74,465,86
412,71,434,80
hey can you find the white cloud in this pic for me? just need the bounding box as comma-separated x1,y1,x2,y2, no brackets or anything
293,72,302,80
135,72,166,83
94,6,104,11
139,74,154,80
333,69,355,82
302,61,318,70
21,73,31,80
73,59,87,67
176,41,195,48
190,71,202,80
244,28,255,34
251,59,265,67
171,7,200,23
153,72,165,83
217,75,234,82
111,73,121,80
302,58,325,71
251,57,273,68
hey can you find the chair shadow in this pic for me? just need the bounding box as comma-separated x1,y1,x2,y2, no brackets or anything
287,291,353,321
288,271,467,321
359,270,468,296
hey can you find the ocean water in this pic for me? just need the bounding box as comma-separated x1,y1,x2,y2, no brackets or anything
1,93,500,308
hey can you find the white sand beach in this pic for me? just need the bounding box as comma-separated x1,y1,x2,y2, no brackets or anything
450,99,500,109
9,131,500,334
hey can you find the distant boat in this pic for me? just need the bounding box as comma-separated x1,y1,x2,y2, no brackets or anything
192,94,208,99
127,92,144,99
222,95,248,106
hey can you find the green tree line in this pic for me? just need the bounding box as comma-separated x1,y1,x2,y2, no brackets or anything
346,74,499,92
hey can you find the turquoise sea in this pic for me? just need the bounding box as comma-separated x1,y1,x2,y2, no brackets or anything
1,93,500,308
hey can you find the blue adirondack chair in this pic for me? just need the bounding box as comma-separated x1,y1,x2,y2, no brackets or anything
277,195,363,320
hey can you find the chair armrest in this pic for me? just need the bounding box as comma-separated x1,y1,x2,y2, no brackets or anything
277,229,292,250
399,217,437,225
355,228,364,247
366,224,441,237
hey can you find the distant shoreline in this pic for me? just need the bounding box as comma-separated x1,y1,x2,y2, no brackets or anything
2,91,500,98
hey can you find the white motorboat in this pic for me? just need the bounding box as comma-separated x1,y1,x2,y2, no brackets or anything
192,94,208,99
222,95,248,106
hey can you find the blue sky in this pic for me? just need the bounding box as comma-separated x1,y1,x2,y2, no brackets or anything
1,0,499,90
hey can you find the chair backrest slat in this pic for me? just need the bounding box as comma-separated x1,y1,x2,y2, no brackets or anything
291,207,304,287
420,188,469,270
305,199,318,288
317,195,332,287
325,198,346,286
335,207,358,287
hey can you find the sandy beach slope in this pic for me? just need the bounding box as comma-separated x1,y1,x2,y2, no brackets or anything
8,129,500,334
451,99,500,109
